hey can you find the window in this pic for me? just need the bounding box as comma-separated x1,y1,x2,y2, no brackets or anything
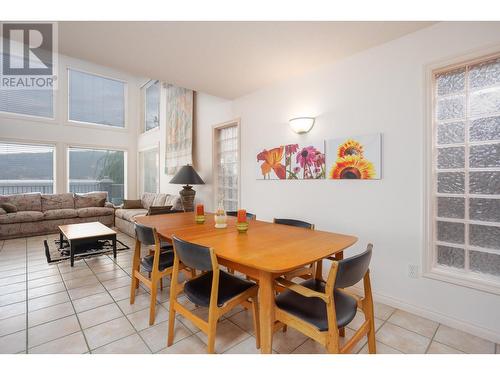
68,69,126,127
214,122,239,211
68,147,125,204
0,52,53,118
139,147,159,194
0,142,55,194
143,80,160,131
429,54,500,290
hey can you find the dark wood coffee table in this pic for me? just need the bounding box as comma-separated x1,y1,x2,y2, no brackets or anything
58,222,117,267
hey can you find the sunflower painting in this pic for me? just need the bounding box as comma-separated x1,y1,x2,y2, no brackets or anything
326,134,382,179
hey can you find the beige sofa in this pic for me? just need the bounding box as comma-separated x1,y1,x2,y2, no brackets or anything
0,192,114,240
114,192,182,237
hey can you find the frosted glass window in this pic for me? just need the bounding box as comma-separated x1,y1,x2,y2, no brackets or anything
437,122,465,145
469,198,500,223
432,54,500,286
437,147,465,169
0,142,55,194
437,221,465,244
437,197,465,219
470,251,500,276
437,172,465,194
436,95,465,121
469,116,500,141
437,246,465,269
215,124,239,211
69,69,125,127
144,81,160,131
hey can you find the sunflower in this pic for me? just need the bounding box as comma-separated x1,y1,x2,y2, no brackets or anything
337,139,364,158
329,155,376,179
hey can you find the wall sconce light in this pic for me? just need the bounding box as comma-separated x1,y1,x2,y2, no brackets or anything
289,117,315,134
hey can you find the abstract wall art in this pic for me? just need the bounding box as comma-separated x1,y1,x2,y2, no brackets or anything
325,133,382,179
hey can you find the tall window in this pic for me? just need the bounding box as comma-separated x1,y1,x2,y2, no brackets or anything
0,52,54,118
68,147,125,204
430,54,500,289
139,147,159,194
0,142,55,194
68,69,126,128
214,122,239,211
143,80,160,132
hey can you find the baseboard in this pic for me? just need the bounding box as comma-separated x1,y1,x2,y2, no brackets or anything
350,286,500,344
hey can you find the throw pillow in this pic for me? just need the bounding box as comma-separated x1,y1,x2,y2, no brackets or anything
1,203,17,213
123,199,143,209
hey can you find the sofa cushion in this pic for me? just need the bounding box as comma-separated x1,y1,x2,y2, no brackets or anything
115,208,148,222
1,202,18,213
0,207,6,215
123,199,143,209
0,211,44,224
0,193,41,212
141,193,156,210
43,209,78,220
75,192,107,209
152,193,166,207
166,195,183,211
41,193,75,211
77,207,114,218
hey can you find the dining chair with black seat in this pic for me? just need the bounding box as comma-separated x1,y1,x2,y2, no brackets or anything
226,211,257,220
130,222,187,325
167,236,260,354
273,218,316,280
273,244,376,354
145,207,198,280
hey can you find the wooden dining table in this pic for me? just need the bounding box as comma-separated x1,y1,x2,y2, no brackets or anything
135,212,357,354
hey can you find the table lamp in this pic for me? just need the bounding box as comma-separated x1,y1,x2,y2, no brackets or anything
169,164,205,212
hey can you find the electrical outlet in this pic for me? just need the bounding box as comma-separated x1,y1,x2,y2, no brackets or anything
408,264,419,279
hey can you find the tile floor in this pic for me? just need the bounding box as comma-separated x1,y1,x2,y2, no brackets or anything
0,229,498,354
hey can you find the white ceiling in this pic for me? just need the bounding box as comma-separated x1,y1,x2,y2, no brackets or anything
59,21,435,99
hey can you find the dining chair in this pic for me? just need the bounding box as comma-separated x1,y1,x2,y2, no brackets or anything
273,218,316,280
167,236,260,353
130,223,185,325
273,244,376,354
226,211,257,220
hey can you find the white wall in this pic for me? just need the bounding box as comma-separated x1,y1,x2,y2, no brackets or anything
138,91,232,211
0,54,142,199
231,22,500,341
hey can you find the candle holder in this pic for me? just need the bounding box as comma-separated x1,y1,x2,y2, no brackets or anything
236,221,249,233
195,204,205,224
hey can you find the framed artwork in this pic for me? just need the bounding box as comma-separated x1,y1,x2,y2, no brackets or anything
325,133,382,179
256,143,326,180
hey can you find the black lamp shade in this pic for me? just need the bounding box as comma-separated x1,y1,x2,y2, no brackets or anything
170,165,205,185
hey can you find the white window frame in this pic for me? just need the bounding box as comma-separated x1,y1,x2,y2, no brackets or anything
138,144,160,196
140,80,161,134
66,67,128,130
66,144,128,201
0,138,57,194
212,119,241,210
423,47,500,295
